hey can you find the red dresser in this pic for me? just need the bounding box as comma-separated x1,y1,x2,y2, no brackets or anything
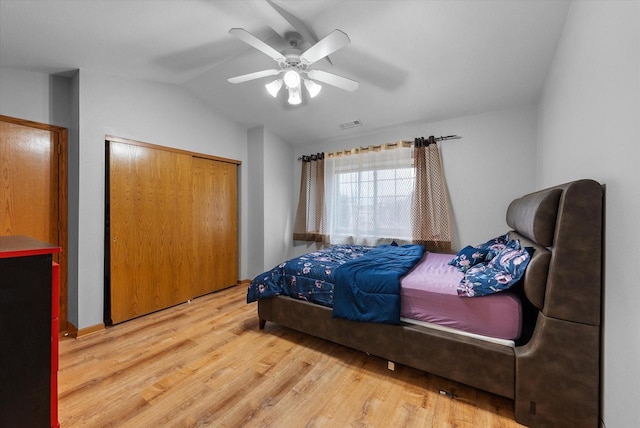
0,235,61,428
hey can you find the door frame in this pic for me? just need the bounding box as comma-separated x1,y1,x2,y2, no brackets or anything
0,114,68,331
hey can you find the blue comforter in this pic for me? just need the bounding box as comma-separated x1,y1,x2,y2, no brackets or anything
246,245,374,307
247,244,424,324
332,244,425,324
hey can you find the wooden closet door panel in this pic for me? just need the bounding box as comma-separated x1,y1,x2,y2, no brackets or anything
191,158,237,297
215,161,238,288
191,157,215,298
109,142,192,323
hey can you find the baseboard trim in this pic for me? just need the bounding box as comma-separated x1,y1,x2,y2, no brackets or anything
66,322,106,338
237,279,251,286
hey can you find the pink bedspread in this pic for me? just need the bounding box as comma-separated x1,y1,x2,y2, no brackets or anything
400,252,522,340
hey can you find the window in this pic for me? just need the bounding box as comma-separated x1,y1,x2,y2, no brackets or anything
325,145,414,245
333,167,415,240
296,140,452,252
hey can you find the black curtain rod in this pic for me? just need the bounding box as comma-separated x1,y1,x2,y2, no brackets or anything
430,135,461,141
413,134,461,147
297,134,461,161
298,153,325,162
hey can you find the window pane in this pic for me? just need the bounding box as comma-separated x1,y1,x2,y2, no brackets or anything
331,161,415,242
377,169,394,180
397,168,414,179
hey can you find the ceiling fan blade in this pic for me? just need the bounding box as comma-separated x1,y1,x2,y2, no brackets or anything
228,69,281,84
300,30,350,66
263,0,331,62
229,28,285,62
307,70,359,92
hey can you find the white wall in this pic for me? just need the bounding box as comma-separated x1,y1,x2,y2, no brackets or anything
263,129,294,271
536,2,640,427
0,67,71,128
68,72,80,327
247,126,265,278
292,106,538,257
246,126,294,278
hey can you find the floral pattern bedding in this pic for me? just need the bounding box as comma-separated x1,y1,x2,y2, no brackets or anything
246,244,374,307
456,238,532,297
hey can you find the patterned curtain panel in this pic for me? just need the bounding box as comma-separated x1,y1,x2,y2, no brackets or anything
293,153,328,242
411,139,452,252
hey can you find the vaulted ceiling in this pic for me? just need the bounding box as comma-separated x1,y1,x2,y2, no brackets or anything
0,0,571,145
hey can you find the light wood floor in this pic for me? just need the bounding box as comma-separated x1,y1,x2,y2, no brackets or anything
59,285,524,427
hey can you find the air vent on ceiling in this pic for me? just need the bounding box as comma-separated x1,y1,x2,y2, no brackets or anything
339,119,362,130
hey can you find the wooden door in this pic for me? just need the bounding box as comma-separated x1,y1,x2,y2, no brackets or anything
0,116,68,330
191,157,238,297
108,142,193,324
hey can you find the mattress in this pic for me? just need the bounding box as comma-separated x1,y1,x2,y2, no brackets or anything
400,252,522,341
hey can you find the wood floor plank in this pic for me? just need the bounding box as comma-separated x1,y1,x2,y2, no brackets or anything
58,285,524,427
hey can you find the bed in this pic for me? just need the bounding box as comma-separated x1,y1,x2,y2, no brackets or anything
249,179,603,427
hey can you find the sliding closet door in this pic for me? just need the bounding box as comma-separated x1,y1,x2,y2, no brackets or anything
109,142,193,324
191,158,238,297
107,138,240,324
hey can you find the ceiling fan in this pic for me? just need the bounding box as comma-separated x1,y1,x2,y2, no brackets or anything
227,28,359,105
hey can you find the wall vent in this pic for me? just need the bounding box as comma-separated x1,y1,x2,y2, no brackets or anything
339,119,362,130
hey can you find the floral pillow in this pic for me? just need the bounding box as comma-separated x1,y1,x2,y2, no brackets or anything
448,245,491,272
489,239,529,270
457,239,532,297
476,233,510,261
477,233,509,248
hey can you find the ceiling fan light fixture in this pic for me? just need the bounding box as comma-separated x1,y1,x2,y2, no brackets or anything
288,86,302,105
283,70,301,89
265,79,283,97
303,79,322,98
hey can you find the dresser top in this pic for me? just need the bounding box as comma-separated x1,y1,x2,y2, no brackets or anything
0,235,61,259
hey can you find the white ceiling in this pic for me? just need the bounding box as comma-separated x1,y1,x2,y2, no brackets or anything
0,0,571,146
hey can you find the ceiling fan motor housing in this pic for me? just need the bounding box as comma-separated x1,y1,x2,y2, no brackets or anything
281,32,310,71
285,31,303,48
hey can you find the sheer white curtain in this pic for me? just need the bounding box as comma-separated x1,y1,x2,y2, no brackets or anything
325,143,414,246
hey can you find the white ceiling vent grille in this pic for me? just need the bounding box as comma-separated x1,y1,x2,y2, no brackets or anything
339,119,362,130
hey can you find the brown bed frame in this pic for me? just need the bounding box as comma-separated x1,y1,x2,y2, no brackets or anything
257,179,603,427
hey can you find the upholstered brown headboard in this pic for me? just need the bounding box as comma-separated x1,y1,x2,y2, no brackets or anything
506,179,603,326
